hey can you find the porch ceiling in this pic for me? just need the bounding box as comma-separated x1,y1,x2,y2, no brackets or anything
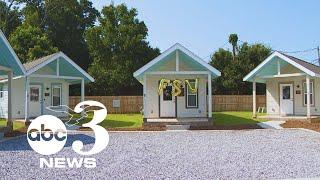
0,31,25,76
244,52,317,83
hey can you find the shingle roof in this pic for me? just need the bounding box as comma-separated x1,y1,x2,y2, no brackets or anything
279,52,320,75
23,52,60,72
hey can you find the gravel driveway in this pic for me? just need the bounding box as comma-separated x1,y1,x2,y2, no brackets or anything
1,129,320,179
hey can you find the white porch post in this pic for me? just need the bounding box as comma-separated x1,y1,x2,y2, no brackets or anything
208,73,212,119
25,76,30,122
306,75,311,119
7,70,12,130
252,79,257,118
81,78,85,102
143,74,147,122
81,78,85,116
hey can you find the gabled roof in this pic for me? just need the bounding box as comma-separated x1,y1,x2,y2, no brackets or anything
24,52,94,82
243,51,319,82
133,43,221,79
0,30,26,75
23,52,60,71
280,53,320,75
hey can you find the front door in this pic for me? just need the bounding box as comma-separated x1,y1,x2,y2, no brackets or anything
29,85,42,118
280,83,294,115
160,84,176,117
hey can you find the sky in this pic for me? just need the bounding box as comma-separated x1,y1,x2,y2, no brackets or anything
91,0,320,63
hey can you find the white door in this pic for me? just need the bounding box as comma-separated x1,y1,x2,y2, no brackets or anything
29,85,42,117
280,84,293,115
160,84,176,117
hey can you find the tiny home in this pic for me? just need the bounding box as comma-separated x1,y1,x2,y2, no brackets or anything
133,43,221,123
244,51,320,119
0,31,94,121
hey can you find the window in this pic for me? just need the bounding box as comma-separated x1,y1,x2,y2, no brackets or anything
0,85,3,99
186,80,198,108
52,84,62,106
303,81,314,106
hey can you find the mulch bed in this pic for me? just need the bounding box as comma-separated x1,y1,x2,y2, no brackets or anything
4,127,28,137
189,124,263,130
281,120,320,132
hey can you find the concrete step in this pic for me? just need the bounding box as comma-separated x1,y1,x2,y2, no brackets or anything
166,124,190,130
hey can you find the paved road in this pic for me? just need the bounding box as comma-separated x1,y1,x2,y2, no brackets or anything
1,129,320,179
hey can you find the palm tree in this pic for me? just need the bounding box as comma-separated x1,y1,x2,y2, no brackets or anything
228,34,238,60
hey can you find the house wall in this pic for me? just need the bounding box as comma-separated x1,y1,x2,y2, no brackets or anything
266,76,320,115
0,77,70,119
145,74,208,118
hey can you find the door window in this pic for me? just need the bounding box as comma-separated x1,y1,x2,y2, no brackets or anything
282,86,291,100
163,85,172,101
30,87,39,102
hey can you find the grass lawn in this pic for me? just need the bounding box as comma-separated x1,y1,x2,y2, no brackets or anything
73,111,265,129
72,113,143,129
0,119,26,130
212,111,266,126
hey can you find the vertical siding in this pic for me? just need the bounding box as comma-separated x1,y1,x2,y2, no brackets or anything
0,77,70,119
266,76,320,116
145,74,207,118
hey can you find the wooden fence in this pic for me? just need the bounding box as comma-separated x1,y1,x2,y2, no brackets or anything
213,95,266,112
69,95,266,113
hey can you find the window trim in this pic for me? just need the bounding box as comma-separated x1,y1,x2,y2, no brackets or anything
0,85,4,99
51,83,62,106
185,79,198,108
303,80,315,107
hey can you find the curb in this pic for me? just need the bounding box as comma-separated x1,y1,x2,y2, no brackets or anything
257,121,285,129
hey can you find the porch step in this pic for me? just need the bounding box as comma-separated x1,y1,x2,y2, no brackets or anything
166,124,190,130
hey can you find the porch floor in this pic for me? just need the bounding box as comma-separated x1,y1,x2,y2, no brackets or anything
257,115,319,121
146,117,209,123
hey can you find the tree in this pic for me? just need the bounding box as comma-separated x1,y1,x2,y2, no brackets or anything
0,0,22,36
228,33,238,60
210,37,271,95
85,4,160,95
44,0,99,70
9,25,58,63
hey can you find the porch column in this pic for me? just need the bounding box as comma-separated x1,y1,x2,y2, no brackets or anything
208,73,212,118
7,70,13,131
143,74,147,122
306,75,311,119
81,78,85,116
252,79,257,118
24,76,30,122
81,78,85,102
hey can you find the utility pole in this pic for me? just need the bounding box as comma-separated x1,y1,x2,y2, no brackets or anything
318,46,320,66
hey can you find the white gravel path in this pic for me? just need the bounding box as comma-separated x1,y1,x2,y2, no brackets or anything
1,129,320,179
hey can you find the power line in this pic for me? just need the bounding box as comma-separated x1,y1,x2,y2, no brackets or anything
272,47,318,54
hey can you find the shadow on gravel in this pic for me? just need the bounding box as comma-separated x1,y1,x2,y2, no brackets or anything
0,134,95,152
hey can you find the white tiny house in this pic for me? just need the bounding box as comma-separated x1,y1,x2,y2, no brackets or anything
133,43,221,123
244,51,320,119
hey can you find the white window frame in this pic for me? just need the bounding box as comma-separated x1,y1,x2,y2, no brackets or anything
303,81,314,106
51,84,62,106
186,80,198,108
0,85,3,99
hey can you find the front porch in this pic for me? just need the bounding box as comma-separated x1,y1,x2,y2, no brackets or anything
243,52,320,120
146,117,210,123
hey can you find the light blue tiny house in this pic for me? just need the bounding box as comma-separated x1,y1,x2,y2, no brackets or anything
0,30,94,121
